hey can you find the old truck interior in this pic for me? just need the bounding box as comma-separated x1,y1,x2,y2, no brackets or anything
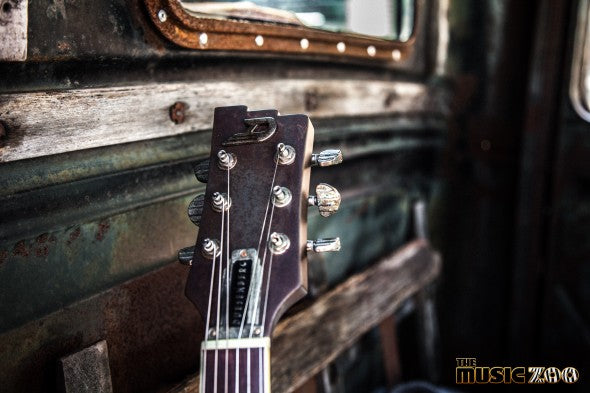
0,0,588,392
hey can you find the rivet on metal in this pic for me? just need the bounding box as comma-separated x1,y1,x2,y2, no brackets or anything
169,101,186,124
276,143,296,165
269,232,290,255
217,150,237,170
202,238,221,259
300,38,309,50
157,9,167,22
199,32,208,46
272,185,292,208
337,42,346,53
392,49,402,61
255,35,264,46
211,192,231,212
367,45,376,57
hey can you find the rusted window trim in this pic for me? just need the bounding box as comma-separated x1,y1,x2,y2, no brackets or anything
144,0,416,63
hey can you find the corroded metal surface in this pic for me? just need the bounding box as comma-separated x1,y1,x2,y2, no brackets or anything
0,262,203,393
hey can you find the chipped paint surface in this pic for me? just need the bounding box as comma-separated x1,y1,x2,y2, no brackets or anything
0,0,27,61
0,196,196,334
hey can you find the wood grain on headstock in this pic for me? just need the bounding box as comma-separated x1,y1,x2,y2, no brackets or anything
185,105,314,336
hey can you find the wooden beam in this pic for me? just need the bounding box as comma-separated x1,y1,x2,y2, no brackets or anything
167,239,441,393
0,80,440,163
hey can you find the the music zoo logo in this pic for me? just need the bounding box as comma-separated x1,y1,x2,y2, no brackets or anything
456,358,580,385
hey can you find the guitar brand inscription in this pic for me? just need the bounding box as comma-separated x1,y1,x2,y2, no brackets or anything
222,117,277,146
229,258,253,327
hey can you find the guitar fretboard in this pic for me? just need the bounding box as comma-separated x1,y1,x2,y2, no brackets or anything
200,339,270,393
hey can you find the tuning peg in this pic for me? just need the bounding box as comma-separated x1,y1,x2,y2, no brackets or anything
311,149,343,167
307,237,341,253
188,194,205,225
193,160,209,183
308,183,341,217
178,246,195,266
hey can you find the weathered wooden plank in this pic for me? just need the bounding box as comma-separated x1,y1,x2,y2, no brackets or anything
0,80,439,162
167,239,441,393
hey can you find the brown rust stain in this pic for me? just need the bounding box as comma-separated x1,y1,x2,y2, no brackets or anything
95,220,110,241
34,234,50,257
0,249,7,265
12,240,28,257
67,227,81,245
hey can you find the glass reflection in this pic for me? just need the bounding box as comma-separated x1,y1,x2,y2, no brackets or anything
180,0,414,42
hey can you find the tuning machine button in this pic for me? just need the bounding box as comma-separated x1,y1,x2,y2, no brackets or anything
307,237,341,253
311,149,343,167
193,160,209,183
188,194,205,225
308,183,341,217
178,246,195,266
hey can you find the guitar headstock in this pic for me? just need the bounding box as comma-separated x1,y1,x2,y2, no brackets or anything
180,105,342,340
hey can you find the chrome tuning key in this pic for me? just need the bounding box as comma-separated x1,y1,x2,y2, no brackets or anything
178,246,195,266
193,159,209,183
308,183,341,217
311,149,343,167
188,194,205,226
307,238,341,253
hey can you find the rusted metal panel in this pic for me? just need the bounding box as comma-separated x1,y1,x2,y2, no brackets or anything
0,262,203,393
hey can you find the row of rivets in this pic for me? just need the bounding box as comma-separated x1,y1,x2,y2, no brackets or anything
156,10,401,61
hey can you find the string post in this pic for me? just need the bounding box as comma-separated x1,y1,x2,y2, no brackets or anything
272,185,292,207
211,192,231,212
216,149,237,170
202,238,221,259
275,142,296,165
268,232,290,255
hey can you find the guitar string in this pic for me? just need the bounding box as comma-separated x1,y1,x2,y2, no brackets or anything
235,154,279,393
254,195,278,393
225,167,231,393
201,232,220,393
214,200,226,393
248,150,280,393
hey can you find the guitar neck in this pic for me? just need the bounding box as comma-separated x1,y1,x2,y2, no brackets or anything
200,337,271,393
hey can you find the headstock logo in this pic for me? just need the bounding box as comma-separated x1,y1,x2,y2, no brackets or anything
456,358,579,385
222,116,277,146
